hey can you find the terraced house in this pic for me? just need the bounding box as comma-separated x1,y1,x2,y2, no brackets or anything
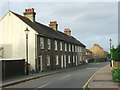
0,8,86,72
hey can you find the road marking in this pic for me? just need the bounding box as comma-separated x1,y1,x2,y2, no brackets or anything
86,68,98,70
59,74,71,80
38,83,50,88
83,65,109,89
82,72,97,89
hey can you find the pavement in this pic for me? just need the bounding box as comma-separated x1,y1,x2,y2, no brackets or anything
83,65,120,90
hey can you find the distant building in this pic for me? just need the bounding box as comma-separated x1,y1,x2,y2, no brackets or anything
85,49,93,60
0,8,86,72
90,44,105,59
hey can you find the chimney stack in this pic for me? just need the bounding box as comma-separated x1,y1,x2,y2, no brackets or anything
64,28,71,36
23,8,36,22
49,21,58,31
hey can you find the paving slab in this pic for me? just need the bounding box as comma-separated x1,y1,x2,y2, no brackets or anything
87,65,119,89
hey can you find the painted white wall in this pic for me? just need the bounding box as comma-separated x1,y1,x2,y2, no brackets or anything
0,11,37,70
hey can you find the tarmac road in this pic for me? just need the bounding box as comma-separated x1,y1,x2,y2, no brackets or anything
5,62,109,89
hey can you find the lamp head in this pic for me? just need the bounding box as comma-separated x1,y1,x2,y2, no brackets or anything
25,27,29,34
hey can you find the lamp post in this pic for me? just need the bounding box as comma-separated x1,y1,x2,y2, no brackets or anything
25,27,29,75
109,39,112,67
109,39,112,51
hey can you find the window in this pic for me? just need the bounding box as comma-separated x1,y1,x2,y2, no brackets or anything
75,45,77,52
56,55,59,65
78,46,79,52
80,55,82,61
73,55,75,63
61,55,63,68
55,40,57,50
48,39,51,50
76,46,78,52
39,55,42,71
65,43,67,51
76,55,78,65
80,47,82,52
47,55,50,66
60,42,62,51
40,37,44,49
69,44,71,52
72,45,74,52
68,55,70,63
64,55,66,68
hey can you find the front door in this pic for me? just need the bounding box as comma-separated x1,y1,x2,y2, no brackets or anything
39,55,43,72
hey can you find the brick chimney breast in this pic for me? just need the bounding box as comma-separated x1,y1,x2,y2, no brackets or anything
64,28,71,36
49,21,58,31
23,8,36,22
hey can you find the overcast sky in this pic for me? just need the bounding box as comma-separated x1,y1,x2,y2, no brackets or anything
0,0,118,51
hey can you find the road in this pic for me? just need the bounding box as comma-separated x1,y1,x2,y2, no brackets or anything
6,62,109,89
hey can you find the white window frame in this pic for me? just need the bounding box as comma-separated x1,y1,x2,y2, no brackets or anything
72,45,74,52
76,46,78,52
78,46,80,52
48,39,51,50
73,55,75,63
76,55,78,65
39,55,43,71
47,55,50,66
55,40,57,50
60,42,62,51
61,55,63,68
40,37,44,49
64,55,66,68
75,45,77,52
65,43,67,51
80,47,82,52
69,44,71,52
56,55,59,65
68,55,70,63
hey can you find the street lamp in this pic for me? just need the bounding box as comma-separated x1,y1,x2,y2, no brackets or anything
109,39,112,50
109,39,112,67
25,27,29,75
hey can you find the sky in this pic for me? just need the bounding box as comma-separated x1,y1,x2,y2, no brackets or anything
0,0,119,52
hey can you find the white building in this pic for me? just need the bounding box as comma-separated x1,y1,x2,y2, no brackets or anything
0,8,86,72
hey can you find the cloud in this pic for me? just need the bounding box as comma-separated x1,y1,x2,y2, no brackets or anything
0,2,118,51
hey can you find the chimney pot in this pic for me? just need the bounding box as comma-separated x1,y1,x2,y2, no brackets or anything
23,8,36,22
64,28,71,36
49,21,58,31
50,21,57,24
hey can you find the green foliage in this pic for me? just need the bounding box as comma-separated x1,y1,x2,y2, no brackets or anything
110,44,120,61
112,67,120,83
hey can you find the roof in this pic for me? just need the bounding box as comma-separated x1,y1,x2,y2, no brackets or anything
11,11,86,47
86,49,92,53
